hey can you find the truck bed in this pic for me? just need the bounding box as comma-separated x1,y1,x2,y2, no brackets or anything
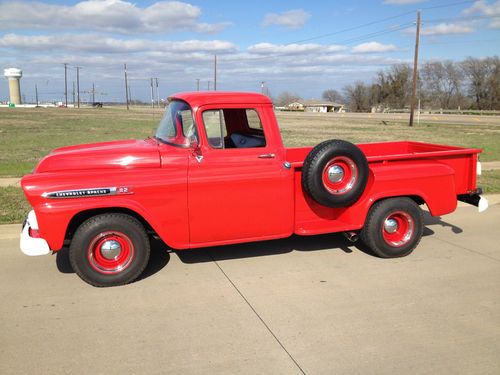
287,141,482,236
287,140,481,195
286,141,480,167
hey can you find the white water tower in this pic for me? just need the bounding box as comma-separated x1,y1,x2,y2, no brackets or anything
4,68,23,105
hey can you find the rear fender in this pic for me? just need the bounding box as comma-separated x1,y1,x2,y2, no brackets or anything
361,162,457,218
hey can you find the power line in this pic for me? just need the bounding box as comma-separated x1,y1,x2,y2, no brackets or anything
421,38,500,45
423,14,500,23
420,0,476,11
291,10,415,44
219,23,412,64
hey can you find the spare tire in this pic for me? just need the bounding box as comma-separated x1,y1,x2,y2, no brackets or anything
302,139,369,207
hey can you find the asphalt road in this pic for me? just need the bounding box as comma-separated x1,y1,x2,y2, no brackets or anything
1,202,499,374
280,111,500,127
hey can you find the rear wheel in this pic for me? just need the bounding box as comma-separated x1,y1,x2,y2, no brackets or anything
69,213,150,287
360,197,423,258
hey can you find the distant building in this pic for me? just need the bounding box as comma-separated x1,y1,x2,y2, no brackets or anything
285,99,345,113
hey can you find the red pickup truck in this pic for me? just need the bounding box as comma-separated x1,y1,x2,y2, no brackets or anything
20,92,488,287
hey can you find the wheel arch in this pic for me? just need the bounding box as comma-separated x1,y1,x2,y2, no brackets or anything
65,207,158,245
361,193,428,228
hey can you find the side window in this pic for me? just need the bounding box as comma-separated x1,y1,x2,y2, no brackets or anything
202,110,226,148
246,109,263,130
180,109,197,141
202,108,267,149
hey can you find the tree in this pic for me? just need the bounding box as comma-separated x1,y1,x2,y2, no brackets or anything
322,89,343,103
275,91,302,107
486,56,500,110
343,81,370,112
421,61,464,109
461,57,491,109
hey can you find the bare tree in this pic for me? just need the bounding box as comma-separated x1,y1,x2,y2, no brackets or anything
322,89,343,103
421,61,464,109
486,56,500,110
461,57,492,110
343,81,370,112
275,91,302,107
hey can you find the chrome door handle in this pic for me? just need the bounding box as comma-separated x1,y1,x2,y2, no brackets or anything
258,153,275,159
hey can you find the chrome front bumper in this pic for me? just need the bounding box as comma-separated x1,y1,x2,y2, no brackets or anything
20,210,50,256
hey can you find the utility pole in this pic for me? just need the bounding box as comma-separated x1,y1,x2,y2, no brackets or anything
63,63,68,107
75,66,81,108
155,78,160,107
72,81,75,106
196,78,200,91
207,80,211,91
214,54,217,91
128,85,132,106
261,81,265,94
124,63,129,110
150,78,154,108
35,84,39,106
92,82,95,103
409,10,421,127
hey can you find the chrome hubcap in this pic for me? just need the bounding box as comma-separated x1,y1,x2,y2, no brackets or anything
100,240,122,260
384,218,398,233
327,165,344,183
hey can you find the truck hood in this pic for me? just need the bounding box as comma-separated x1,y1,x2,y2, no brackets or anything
34,139,161,173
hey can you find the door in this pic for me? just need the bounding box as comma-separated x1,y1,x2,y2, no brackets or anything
187,105,294,246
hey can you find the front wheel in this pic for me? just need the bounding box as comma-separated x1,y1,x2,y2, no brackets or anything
69,213,150,287
360,197,424,258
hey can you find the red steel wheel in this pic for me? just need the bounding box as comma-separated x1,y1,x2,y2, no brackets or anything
87,231,135,274
69,213,150,287
302,139,369,208
381,211,415,247
321,156,358,195
360,197,423,258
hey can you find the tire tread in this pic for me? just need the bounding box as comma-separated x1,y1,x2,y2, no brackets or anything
69,213,150,287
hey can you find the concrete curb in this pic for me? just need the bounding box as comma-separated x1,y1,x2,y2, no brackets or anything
0,178,21,187
482,161,500,170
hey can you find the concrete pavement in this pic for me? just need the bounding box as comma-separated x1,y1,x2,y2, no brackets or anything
1,203,499,374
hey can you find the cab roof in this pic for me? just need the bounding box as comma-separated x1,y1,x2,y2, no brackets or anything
169,91,273,108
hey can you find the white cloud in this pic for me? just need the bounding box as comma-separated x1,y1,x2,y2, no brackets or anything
463,0,500,28
262,9,311,29
247,43,346,55
383,0,428,4
0,34,237,54
351,42,398,53
0,0,229,34
420,23,475,35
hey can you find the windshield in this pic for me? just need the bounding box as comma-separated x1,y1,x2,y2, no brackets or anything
155,100,197,147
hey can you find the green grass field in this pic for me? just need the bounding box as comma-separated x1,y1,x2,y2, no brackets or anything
1,107,499,223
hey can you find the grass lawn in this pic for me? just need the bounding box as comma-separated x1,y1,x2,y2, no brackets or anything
1,107,500,177
0,186,31,224
0,107,499,224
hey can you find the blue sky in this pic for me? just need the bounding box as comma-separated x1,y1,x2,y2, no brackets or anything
1,0,499,103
